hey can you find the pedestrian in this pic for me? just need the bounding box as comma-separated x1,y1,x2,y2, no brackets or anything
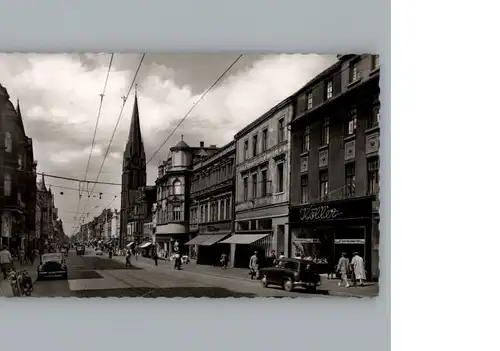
350,252,366,286
0,245,13,280
336,252,351,288
270,250,277,266
135,249,139,261
125,248,132,268
327,254,336,279
220,252,228,269
248,251,259,280
152,249,158,266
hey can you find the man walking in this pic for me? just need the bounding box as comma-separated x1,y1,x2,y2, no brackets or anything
336,252,351,288
0,246,13,280
248,251,259,280
350,252,366,286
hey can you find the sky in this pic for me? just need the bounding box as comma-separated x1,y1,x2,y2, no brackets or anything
0,53,336,236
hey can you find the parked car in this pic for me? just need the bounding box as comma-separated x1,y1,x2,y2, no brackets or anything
76,245,85,255
259,258,321,292
38,253,68,280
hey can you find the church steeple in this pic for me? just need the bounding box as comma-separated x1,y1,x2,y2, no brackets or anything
15,98,26,135
123,91,146,170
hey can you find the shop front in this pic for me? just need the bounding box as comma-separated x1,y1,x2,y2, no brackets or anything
185,222,231,266
288,196,376,280
219,231,273,268
155,223,191,259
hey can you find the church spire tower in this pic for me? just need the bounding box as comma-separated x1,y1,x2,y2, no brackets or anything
120,90,147,248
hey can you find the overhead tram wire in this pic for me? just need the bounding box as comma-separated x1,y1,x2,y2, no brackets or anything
146,53,244,165
74,53,115,230
78,53,146,226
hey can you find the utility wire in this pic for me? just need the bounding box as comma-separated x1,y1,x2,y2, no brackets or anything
74,53,115,227
146,54,243,165
78,54,146,226
46,184,118,196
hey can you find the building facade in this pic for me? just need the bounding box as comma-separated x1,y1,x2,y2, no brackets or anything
35,175,58,251
186,141,236,266
120,93,147,249
154,139,218,258
288,54,381,280
128,185,156,252
110,209,120,240
0,84,37,252
222,98,293,268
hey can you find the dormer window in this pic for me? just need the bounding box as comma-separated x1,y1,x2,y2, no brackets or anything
4,132,12,152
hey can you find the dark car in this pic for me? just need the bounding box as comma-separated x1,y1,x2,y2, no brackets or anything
259,258,321,292
76,245,85,255
38,253,68,280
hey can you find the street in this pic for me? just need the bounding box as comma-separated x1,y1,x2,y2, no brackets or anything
32,248,340,298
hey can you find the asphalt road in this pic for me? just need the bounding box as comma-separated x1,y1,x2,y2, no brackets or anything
32,249,328,298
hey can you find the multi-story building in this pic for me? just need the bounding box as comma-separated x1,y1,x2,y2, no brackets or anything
224,98,293,268
128,185,156,253
288,54,381,280
186,141,236,266
110,209,120,241
36,175,57,250
154,139,218,258
0,84,37,252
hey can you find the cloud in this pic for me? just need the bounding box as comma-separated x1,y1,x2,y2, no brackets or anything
0,53,335,235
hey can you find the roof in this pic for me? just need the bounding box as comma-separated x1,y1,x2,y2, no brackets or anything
171,139,190,151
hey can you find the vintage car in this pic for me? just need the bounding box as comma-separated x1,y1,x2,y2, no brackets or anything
76,245,85,255
259,258,321,292
95,249,103,256
38,253,68,280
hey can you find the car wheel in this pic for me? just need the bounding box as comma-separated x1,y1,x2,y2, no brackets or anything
283,279,293,292
261,275,269,288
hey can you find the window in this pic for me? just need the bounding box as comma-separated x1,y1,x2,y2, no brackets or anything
372,55,380,70
262,128,268,151
261,169,268,196
214,201,219,221
173,206,181,221
252,173,258,199
225,198,231,220
345,163,356,198
252,134,258,157
4,174,12,196
302,126,310,152
173,179,182,195
321,117,330,146
349,60,360,82
276,162,284,193
243,177,248,201
300,176,308,204
306,92,313,109
345,106,357,137
204,204,208,222
319,171,329,200
4,132,12,153
200,205,204,223
278,118,285,143
244,140,249,160
326,80,333,99
367,157,380,195
368,103,380,129
17,154,23,170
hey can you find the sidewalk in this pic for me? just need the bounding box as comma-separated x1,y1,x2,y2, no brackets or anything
111,255,379,298
0,260,38,297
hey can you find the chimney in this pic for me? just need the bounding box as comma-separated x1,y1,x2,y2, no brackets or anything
200,141,204,147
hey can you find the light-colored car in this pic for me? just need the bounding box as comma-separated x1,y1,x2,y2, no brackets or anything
95,249,103,256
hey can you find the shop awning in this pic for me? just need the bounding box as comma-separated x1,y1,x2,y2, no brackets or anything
219,234,269,245
185,235,211,246
139,242,152,249
126,241,135,248
198,233,231,246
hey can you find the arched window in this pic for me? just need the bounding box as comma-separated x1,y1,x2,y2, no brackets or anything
173,179,182,195
173,205,181,221
4,132,12,152
4,173,12,196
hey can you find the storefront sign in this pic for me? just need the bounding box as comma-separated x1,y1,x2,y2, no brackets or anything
290,197,373,223
299,205,343,221
293,238,322,244
334,239,365,244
